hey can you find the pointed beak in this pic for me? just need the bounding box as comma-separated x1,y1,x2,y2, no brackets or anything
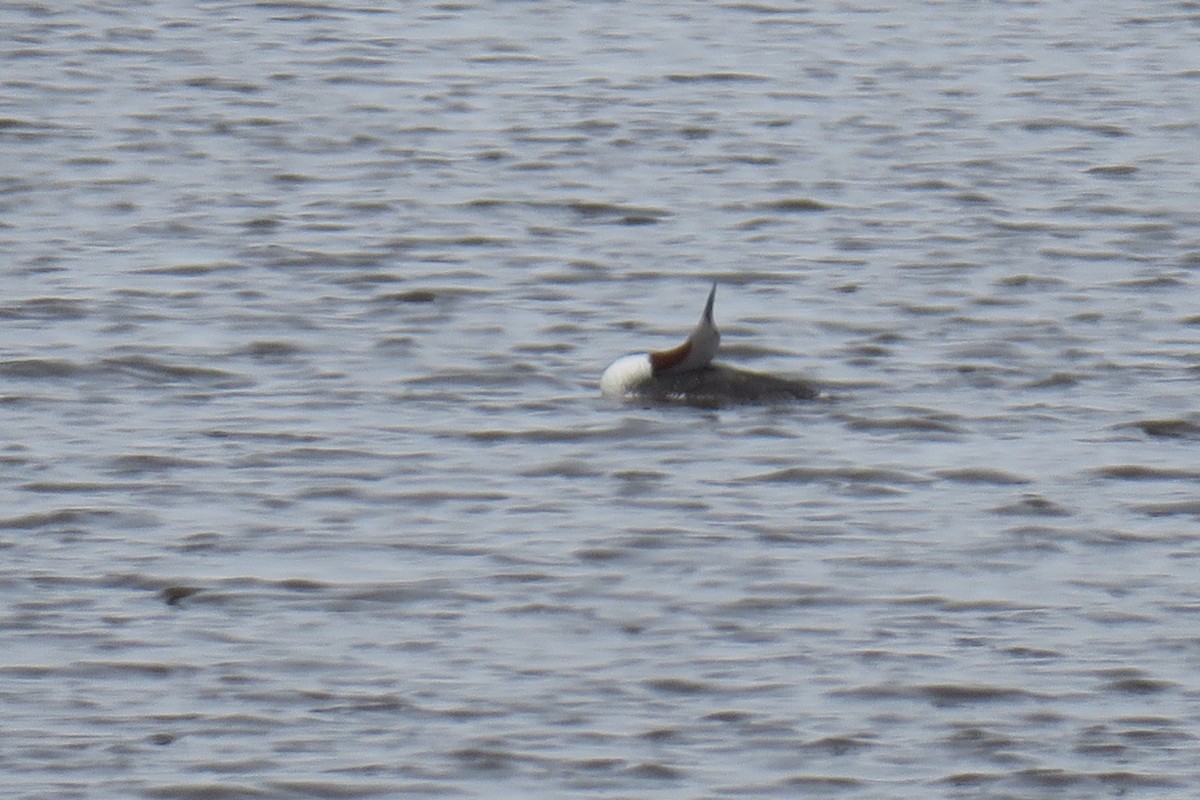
703,283,716,325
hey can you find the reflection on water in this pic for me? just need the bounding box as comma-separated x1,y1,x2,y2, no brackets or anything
3,2,1200,797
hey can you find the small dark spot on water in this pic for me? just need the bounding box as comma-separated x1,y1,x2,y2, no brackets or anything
493,572,555,586
0,117,40,130
1103,677,1174,694
942,725,1019,754
734,216,776,231
953,191,995,204
919,684,1033,707
0,508,117,530
845,415,963,434
0,297,88,320
176,532,226,553
451,747,513,772
943,772,997,787
378,289,437,303
1133,419,1200,439
161,586,201,606
1118,722,1191,744
1005,646,1062,659
1113,273,1186,289
521,459,602,478
666,72,769,83
644,677,712,695
704,709,754,723
335,272,401,288
1024,372,1085,389
991,495,1071,517
107,454,207,475
0,358,84,378
102,355,247,387
576,756,624,772
803,735,875,756
574,547,624,562
627,762,684,780
835,237,874,252
1092,465,1200,480
278,578,327,592
563,200,671,222
1075,724,1127,755
782,775,862,790
1014,769,1095,789
137,262,242,277
995,274,1068,289
1135,500,1200,517
237,340,305,359
148,733,175,746
1071,311,1104,322
202,429,323,443
749,466,932,485
1086,164,1138,177
935,468,1032,485
639,728,679,741
755,197,832,212
900,302,957,316
619,213,660,225
1021,118,1130,137
241,217,280,231
729,153,779,165
184,76,262,94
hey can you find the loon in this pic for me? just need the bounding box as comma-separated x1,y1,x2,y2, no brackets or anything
600,284,818,407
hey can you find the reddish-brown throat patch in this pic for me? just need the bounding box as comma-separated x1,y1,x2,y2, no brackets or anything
649,340,692,374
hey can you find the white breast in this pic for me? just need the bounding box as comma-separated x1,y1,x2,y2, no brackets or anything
600,354,653,399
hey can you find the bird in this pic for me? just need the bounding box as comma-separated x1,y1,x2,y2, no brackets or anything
600,283,817,407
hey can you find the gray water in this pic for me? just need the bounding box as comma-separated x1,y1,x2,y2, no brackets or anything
3,2,1200,798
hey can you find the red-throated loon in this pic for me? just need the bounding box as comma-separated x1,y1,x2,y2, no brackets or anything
600,284,818,407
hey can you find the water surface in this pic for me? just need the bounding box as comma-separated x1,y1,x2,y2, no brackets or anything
3,2,1200,798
